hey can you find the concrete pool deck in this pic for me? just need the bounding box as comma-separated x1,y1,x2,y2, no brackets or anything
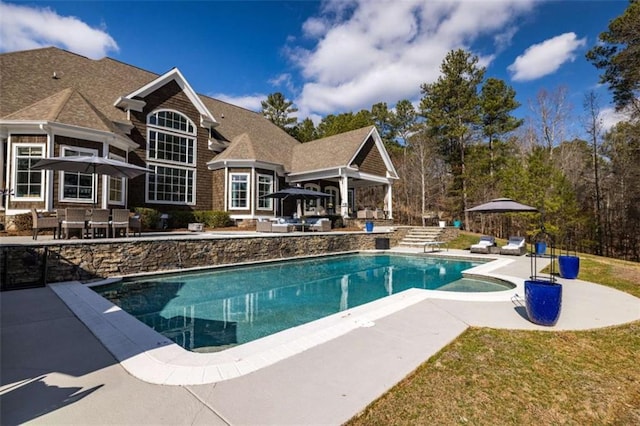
2,247,639,425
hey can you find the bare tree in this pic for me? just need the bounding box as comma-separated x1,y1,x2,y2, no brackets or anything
528,87,572,155
583,91,604,255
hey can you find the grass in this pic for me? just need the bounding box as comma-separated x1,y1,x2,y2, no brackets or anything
347,236,640,425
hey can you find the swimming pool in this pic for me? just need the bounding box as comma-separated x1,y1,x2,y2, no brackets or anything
94,253,508,352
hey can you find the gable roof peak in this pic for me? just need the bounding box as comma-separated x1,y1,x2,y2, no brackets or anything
114,67,218,128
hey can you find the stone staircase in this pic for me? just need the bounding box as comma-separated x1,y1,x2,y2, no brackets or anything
398,226,446,248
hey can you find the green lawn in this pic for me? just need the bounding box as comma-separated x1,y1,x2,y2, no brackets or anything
347,235,640,425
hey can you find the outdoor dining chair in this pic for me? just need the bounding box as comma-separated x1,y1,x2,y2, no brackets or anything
30,208,59,240
87,209,110,238
110,209,130,237
61,208,88,239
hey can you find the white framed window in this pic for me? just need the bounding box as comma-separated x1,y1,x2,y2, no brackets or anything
257,174,273,210
146,109,197,205
147,110,196,166
147,164,195,205
61,146,97,203
304,183,320,211
108,153,125,205
229,173,249,210
13,144,44,200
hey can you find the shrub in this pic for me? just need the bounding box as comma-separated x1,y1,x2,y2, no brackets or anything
169,210,194,228
209,211,233,228
134,207,160,230
13,213,32,231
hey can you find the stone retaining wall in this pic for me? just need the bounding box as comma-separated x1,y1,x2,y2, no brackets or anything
1,230,408,289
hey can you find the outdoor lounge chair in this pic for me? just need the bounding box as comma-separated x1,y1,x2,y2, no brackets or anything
110,209,130,237
256,219,274,232
87,209,110,238
309,218,331,232
31,208,59,240
500,236,527,255
470,235,495,254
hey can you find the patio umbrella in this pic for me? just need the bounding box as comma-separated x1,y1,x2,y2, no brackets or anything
32,155,152,179
465,198,538,213
260,186,332,201
260,187,331,217
466,198,538,238
32,155,153,207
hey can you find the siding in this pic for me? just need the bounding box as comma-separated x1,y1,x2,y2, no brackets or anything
351,137,387,177
128,80,214,211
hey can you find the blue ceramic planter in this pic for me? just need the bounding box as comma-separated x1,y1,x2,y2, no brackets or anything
535,241,547,255
365,221,374,232
558,255,579,279
525,280,562,326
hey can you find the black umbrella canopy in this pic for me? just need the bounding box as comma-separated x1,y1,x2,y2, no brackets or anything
465,198,538,213
260,187,331,201
32,156,152,179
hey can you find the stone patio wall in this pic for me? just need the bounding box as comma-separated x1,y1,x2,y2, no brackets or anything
1,230,408,289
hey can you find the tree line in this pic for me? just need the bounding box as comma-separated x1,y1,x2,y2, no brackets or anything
261,1,639,261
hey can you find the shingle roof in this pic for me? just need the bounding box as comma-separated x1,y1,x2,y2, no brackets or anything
0,47,300,164
0,47,382,175
289,126,375,173
4,87,125,136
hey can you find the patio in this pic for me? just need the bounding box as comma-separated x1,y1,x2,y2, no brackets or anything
2,247,639,424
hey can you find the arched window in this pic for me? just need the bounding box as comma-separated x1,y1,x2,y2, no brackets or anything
147,110,196,165
146,110,197,205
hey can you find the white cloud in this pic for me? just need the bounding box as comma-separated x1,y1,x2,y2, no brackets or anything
0,1,118,59
287,0,537,118
599,107,629,132
508,32,586,82
212,93,265,112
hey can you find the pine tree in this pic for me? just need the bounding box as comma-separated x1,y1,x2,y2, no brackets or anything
261,92,298,129
419,49,485,229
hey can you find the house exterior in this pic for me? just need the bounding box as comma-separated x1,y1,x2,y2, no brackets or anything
0,47,398,224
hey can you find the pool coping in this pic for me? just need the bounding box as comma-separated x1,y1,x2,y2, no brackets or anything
49,252,525,386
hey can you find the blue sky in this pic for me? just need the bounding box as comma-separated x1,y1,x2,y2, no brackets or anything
0,0,630,132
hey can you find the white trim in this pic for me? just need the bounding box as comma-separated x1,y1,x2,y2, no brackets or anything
107,152,126,206
10,141,46,202
229,172,250,211
145,163,196,206
0,121,137,151
59,146,98,204
146,110,197,167
117,68,217,129
348,127,399,179
250,168,255,217
207,159,285,174
256,173,274,211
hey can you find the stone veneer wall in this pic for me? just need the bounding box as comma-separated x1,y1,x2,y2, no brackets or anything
1,230,408,289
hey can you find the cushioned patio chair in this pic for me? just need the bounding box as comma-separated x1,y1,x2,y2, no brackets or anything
31,208,59,240
128,213,142,237
61,208,88,239
87,209,110,238
110,209,130,237
256,219,273,232
309,218,331,232
500,236,527,255
470,235,495,254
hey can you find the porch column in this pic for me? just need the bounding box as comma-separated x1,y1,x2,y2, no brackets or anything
385,184,393,220
339,173,349,218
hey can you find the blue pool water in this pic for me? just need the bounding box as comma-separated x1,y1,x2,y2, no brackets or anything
95,254,505,352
